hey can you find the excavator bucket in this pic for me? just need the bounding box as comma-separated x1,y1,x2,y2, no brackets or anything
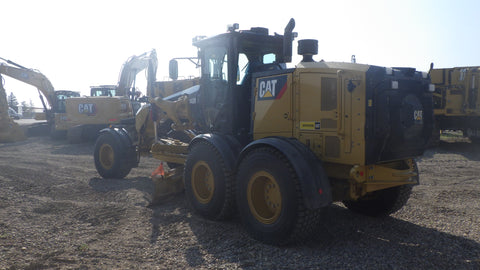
150,163,185,205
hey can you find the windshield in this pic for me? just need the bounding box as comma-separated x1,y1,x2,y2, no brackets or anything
91,89,116,97
203,46,228,80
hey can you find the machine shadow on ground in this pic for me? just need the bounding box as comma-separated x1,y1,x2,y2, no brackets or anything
88,176,155,203
183,204,480,269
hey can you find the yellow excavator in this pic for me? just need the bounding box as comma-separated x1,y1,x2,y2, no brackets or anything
64,49,158,143
0,57,80,140
0,74,25,142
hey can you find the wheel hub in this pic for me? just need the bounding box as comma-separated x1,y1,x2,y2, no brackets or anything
99,144,114,169
247,171,281,224
191,161,214,204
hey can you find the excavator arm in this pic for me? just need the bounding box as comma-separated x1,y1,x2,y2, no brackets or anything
116,49,158,98
0,58,55,110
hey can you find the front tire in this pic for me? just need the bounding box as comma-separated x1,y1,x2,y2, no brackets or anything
236,147,321,245
184,141,235,220
94,131,134,179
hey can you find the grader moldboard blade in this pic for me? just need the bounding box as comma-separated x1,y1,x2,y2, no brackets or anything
149,138,188,205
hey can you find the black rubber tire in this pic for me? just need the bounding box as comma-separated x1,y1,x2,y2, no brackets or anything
184,140,235,220
343,184,413,217
236,147,321,245
93,132,133,179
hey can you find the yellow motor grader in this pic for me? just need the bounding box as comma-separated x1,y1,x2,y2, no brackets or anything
93,19,434,245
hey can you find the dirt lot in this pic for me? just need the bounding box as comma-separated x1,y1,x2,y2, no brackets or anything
0,135,479,269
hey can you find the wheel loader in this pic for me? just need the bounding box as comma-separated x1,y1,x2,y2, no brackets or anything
430,65,480,143
93,19,434,245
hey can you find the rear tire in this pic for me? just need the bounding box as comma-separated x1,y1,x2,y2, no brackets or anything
94,132,133,179
184,141,235,220
344,159,417,217
236,147,321,245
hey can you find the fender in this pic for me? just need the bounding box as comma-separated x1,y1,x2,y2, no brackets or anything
98,127,139,167
238,137,332,209
189,133,242,175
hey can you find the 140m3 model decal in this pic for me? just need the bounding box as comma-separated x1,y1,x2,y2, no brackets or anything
257,75,288,101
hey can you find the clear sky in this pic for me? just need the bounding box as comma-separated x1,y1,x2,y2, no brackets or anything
2,0,480,107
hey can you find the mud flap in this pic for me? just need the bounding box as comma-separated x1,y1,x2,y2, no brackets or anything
238,137,332,209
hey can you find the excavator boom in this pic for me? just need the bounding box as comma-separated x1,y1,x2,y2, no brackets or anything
0,59,55,108
116,49,157,97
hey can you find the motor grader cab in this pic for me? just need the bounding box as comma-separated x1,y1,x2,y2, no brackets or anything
430,65,480,142
0,57,80,138
93,19,434,245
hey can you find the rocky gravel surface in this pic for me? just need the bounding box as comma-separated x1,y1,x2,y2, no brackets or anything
0,136,479,269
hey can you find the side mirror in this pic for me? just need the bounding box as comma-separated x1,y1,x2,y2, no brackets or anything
169,59,178,80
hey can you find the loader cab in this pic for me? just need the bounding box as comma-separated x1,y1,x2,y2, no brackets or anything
191,24,290,143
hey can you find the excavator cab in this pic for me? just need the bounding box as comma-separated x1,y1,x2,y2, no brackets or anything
53,90,80,113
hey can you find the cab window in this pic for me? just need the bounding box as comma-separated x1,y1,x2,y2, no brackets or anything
263,53,276,64
203,46,228,80
237,53,249,85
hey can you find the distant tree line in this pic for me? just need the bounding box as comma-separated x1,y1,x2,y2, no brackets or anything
7,92,36,118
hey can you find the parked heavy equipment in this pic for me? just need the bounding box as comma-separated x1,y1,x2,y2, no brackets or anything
430,65,480,142
148,57,200,98
93,19,434,245
0,75,25,142
64,50,158,143
0,57,80,138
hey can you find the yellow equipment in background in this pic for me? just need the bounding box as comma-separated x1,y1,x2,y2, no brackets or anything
64,50,158,143
0,57,80,138
0,75,25,143
430,65,480,142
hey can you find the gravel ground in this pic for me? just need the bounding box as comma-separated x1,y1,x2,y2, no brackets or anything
0,136,479,269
